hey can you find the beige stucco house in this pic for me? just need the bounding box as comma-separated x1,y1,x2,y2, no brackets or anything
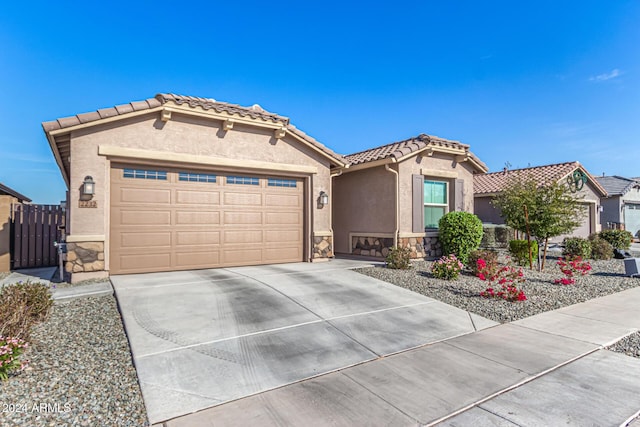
43,94,347,282
474,161,607,241
332,134,488,259
0,183,31,272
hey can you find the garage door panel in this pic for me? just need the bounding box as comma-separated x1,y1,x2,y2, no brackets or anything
265,230,301,243
224,192,262,206
265,211,301,225
176,190,220,205
176,251,220,267
176,211,221,225
120,232,172,248
120,210,172,226
264,246,301,261
119,253,172,271
176,231,220,246
223,248,263,264
224,230,263,244
224,211,263,225
120,188,172,204
111,167,304,274
265,193,302,207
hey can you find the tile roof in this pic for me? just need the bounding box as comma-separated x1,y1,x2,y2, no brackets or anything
596,176,640,196
344,134,488,171
42,94,347,179
0,182,31,202
474,161,607,196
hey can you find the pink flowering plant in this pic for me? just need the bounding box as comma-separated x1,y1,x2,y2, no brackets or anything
555,256,592,285
477,258,527,302
431,254,464,280
0,336,29,380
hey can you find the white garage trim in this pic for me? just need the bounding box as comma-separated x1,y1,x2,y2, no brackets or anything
98,145,319,175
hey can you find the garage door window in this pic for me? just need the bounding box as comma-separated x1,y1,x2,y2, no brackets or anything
179,172,217,183
123,169,167,180
227,176,259,185
268,178,297,188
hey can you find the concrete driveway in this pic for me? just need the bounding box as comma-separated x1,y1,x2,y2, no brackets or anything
111,259,497,424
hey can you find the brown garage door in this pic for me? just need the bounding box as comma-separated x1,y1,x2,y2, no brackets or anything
110,165,304,274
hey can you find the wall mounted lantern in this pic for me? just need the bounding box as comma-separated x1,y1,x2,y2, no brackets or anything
319,191,329,207
82,176,95,196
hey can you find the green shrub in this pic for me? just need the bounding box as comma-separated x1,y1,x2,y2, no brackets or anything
385,246,411,270
563,237,592,259
0,281,53,340
467,249,499,275
431,254,464,280
588,235,613,260
508,240,538,266
598,229,633,249
438,212,483,264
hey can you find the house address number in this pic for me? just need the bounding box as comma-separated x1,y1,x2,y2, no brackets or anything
78,200,97,208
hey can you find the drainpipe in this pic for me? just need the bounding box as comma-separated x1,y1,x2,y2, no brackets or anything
385,163,399,247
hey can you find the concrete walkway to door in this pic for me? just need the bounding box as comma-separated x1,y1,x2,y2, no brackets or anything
111,259,498,424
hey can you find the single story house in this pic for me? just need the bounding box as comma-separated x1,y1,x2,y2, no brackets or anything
332,134,488,259
596,175,640,238
43,94,348,282
0,183,32,272
474,161,607,241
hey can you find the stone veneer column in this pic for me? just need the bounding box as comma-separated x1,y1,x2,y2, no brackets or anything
313,236,334,259
65,241,105,273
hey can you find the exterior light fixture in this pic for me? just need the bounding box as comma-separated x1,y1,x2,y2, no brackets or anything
319,191,329,207
82,176,95,196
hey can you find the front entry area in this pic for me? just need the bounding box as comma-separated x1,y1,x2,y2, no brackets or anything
109,164,305,274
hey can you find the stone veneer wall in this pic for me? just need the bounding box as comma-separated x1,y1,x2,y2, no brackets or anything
313,236,334,259
65,241,105,273
351,235,442,259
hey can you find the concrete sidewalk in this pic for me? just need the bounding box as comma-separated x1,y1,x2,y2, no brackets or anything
0,267,113,300
158,286,640,426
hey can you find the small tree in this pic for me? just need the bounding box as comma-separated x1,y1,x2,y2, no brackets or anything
492,176,586,270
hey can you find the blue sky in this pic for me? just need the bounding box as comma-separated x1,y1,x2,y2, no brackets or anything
1,1,638,204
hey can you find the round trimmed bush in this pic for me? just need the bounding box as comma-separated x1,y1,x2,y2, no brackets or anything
438,212,483,265
563,237,592,259
598,229,633,250
508,239,539,266
588,235,613,260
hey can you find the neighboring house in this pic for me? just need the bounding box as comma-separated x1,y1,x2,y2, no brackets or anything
0,183,32,272
596,175,640,238
43,94,347,282
474,162,607,241
332,134,488,259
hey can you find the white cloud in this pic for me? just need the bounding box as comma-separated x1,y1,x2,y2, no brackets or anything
589,69,621,82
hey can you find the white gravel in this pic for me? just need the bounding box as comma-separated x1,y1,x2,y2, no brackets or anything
0,295,148,426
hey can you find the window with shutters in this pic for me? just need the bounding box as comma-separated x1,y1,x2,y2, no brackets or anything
424,180,448,229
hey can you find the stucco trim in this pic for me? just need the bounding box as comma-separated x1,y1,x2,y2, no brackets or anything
66,234,106,243
349,232,397,239
340,158,395,173
313,231,334,237
98,145,319,175
420,169,459,179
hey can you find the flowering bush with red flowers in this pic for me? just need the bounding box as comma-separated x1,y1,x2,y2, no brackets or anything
0,336,28,381
478,259,527,302
554,256,592,285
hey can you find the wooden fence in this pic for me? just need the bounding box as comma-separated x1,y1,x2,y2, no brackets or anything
11,204,63,269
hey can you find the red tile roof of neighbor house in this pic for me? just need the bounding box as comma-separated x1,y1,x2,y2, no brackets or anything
344,134,488,172
42,93,347,168
473,161,608,196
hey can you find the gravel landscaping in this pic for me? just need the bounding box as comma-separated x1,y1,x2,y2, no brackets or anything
0,295,148,426
608,331,640,359
356,256,640,324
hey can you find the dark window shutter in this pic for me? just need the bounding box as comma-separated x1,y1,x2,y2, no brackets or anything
455,179,465,211
412,174,424,233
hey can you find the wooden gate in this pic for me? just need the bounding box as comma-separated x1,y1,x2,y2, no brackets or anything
11,204,63,269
